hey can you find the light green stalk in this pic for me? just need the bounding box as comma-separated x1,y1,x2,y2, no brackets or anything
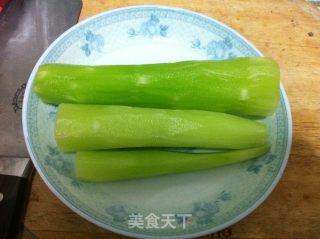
75,145,270,182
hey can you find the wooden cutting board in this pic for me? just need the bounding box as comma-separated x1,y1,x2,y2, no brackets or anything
22,0,320,238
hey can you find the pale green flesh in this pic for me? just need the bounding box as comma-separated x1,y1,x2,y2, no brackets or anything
55,104,267,152
75,145,270,182
34,57,280,117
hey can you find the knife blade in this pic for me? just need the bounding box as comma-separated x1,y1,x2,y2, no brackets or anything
0,0,82,157
0,0,82,238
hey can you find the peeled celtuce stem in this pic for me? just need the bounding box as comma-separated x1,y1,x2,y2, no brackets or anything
55,104,267,152
34,57,280,116
75,145,270,182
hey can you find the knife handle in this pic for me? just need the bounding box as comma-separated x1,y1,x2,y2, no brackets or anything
0,174,32,239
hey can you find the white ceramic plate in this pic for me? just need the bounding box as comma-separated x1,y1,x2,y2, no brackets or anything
22,5,292,238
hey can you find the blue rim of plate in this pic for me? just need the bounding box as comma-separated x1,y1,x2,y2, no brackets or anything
22,5,292,239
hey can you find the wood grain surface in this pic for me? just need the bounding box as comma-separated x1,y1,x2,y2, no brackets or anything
22,0,320,238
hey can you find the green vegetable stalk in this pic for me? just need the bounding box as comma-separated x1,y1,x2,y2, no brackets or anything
75,145,270,182
34,57,280,116
55,104,267,152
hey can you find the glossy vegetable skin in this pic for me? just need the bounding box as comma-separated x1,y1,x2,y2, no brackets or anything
34,57,280,116
55,104,267,152
75,145,270,182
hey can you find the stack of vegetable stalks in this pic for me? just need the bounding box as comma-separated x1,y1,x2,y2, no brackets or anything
34,57,280,182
